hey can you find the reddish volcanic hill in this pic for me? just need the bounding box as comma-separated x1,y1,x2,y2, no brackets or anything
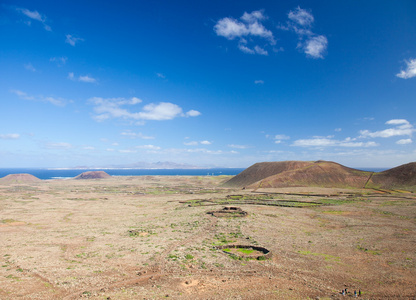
246,161,371,189
223,161,313,188
0,173,42,184
223,160,416,191
368,162,416,191
74,171,111,179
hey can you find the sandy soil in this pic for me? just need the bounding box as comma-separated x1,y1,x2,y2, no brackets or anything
0,176,415,299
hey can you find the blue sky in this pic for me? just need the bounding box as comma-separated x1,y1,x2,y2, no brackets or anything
1,0,415,168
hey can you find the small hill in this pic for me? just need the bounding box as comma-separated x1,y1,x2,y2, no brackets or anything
0,173,42,184
247,161,371,189
223,161,313,188
368,162,416,191
74,171,111,180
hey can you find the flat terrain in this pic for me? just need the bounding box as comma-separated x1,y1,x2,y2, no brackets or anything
0,176,415,299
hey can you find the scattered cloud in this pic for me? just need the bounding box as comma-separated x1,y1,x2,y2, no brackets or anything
68,72,97,83
184,141,198,146
228,144,249,149
200,140,212,145
359,119,414,138
50,57,68,66
396,58,416,79
10,89,35,100
185,110,201,117
254,80,264,84
10,89,67,106
90,97,200,123
24,63,36,72
288,6,314,27
135,145,161,150
303,35,328,59
0,133,20,140
83,146,95,150
214,10,275,55
65,34,84,46
293,137,378,148
15,7,51,31
396,139,412,145
283,6,328,59
156,73,166,79
45,142,73,149
121,131,155,139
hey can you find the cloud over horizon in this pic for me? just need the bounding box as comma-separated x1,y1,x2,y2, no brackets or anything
90,97,201,123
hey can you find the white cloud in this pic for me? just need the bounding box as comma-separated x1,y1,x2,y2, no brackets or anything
303,35,328,59
45,142,73,149
293,137,378,148
284,6,328,59
135,145,161,150
288,7,314,27
10,89,35,100
119,149,137,153
274,134,290,140
200,140,212,145
228,144,249,149
184,141,199,146
121,131,155,139
15,7,51,31
90,97,200,123
68,72,97,83
79,75,97,83
156,73,166,79
254,45,268,55
50,57,67,66
0,133,20,140
65,34,84,46
396,58,416,79
214,10,275,55
10,89,66,106
396,139,412,145
138,102,184,120
359,119,414,138
185,110,201,117
254,80,264,84
83,146,95,150
24,63,36,72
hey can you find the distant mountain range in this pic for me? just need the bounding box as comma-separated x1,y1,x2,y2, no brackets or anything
72,161,201,169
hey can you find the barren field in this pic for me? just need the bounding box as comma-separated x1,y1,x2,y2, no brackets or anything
0,176,415,299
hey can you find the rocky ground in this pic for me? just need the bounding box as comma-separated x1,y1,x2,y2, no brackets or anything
0,176,415,299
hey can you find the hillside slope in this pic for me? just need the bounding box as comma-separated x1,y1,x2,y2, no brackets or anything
0,174,42,184
368,162,416,191
222,161,313,188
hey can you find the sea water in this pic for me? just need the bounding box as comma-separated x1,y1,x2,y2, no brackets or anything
0,168,246,180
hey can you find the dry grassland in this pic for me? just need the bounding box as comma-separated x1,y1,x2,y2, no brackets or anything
0,176,415,299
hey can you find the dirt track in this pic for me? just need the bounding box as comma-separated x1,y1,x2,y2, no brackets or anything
0,176,415,299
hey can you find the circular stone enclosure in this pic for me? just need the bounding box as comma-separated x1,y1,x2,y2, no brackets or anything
216,244,272,260
207,206,248,218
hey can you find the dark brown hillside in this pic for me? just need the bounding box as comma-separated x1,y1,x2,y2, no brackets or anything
368,162,416,191
74,171,111,179
222,161,313,188
247,161,371,189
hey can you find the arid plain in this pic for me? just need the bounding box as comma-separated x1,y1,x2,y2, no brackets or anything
1,175,415,299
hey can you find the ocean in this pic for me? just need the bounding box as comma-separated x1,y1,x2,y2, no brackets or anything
0,168,246,180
